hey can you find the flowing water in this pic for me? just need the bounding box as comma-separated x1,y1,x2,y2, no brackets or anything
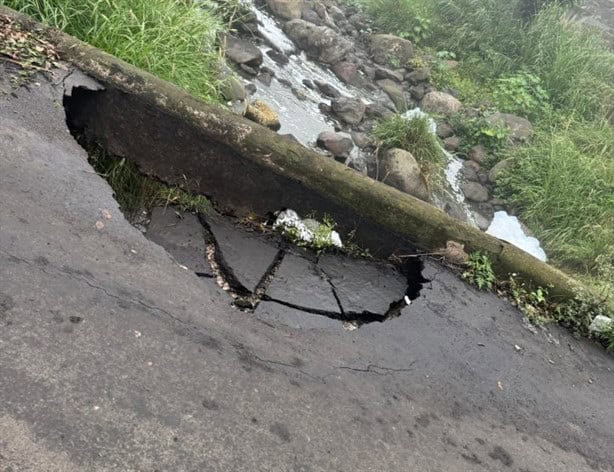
238,1,547,261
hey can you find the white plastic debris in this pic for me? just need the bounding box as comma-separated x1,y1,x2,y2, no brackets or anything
273,209,343,248
589,315,613,335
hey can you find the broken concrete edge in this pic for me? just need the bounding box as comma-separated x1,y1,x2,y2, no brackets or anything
0,6,584,301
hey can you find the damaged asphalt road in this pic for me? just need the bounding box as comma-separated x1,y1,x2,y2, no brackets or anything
1,64,614,472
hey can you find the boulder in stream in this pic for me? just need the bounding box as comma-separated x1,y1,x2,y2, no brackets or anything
317,131,354,157
461,181,490,203
331,97,366,125
266,0,303,20
370,34,414,66
421,91,462,115
283,19,352,64
380,148,430,201
224,35,263,68
245,100,281,131
331,61,367,87
485,112,534,143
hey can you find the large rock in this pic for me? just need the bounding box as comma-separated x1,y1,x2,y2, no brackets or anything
370,34,414,66
313,79,341,98
461,181,490,203
266,0,303,20
380,148,429,201
331,61,367,87
488,158,514,183
374,66,405,83
485,113,534,143
420,91,462,115
221,76,246,102
224,35,263,67
331,97,366,125
284,20,352,64
376,79,407,112
316,131,354,157
245,100,281,131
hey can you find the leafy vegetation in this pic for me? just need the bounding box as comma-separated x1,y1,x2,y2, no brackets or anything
462,251,496,290
497,118,614,287
89,149,213,219
4,0,224,102
373,114,445,179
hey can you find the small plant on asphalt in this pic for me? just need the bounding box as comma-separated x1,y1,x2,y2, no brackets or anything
462,252,496,290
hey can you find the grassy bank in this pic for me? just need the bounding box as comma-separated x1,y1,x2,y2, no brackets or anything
353,0,614,303
3,0,224,102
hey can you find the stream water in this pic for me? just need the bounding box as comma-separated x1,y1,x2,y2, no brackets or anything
237,0,547,261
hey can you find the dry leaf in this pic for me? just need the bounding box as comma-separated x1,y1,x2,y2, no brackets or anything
95,221,105,230
101,209,112,220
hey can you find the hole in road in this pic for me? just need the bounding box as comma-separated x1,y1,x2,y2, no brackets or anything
63,86,428,328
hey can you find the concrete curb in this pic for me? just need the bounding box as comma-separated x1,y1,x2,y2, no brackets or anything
0,6,583,300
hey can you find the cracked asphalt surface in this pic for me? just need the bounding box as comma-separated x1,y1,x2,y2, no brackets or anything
1,64,614,471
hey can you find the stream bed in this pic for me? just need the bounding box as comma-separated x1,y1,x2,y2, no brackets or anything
232,0,547,261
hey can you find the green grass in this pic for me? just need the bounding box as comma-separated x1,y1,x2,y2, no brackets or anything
3,0,224,102
89,149,213,220
373,114,445,180
497,118,614,293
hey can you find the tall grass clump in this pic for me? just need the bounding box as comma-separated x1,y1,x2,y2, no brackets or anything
497,119,614,281
373,114,445,179
4,0,224,102
521,5,614,120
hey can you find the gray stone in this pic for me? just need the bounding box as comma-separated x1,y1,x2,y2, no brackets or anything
313,79,341,98
374,66,404,83
331,61,367,87
370,34,414,66
204,216,280,292
366,101,394,120
146,207,211,276
266,254,341,313
266,0,303,20
485,112,534,143
421,91,462,115
351,131,371,149
436,121,453,139
468,145,488,165
489,158,514,183
443,136,461,152
318,255,407,315
461,160,481,182
224,35,263,67
376,79,407,112
462,181,490,203
380,148,430,201
331,97,366,125
409,84,427,101
284,20,352,64
406,68,430,84
221,76,246,102
316,131,354,157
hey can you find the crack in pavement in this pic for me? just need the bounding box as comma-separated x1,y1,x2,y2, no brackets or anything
336,361,418,376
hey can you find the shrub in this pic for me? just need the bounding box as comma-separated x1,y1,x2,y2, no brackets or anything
5,0,224,102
